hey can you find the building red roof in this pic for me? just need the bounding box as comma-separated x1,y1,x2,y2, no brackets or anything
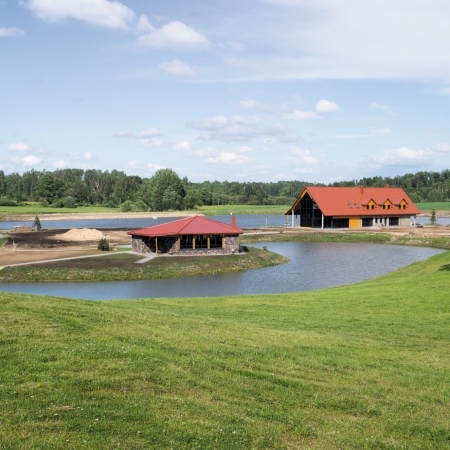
286,186,420,217
127,215,243,237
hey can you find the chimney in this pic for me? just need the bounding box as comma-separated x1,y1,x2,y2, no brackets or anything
231,215,237,229
385,184,390,188
360,186,364,194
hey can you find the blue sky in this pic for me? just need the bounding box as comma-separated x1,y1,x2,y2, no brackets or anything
2,0,450,183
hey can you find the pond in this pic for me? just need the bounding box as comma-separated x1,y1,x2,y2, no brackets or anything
0,242,443,300
0,214,448,231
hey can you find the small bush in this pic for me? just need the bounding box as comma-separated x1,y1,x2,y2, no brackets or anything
62,196,77,208
120,200,134,212
0,199,18,206
104,199,117,208
98,237,110,251
134,199,148,212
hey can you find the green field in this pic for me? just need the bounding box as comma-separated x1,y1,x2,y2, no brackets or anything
416,201,450,212
198,205,290,216
0,203,119,218
1,250,450,449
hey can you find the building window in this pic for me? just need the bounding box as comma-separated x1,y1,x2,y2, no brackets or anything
210,235,223,248
389,217,399,226
362,218,373,227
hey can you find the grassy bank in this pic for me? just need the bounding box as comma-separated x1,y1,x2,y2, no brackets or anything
242,231,450,250
0,203,119,218
1,250,450,449
242,231,393,244
198,205,290,216
0,247,288,282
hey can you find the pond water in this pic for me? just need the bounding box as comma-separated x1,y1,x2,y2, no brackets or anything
0,242,443,300
0,214,286,230
0,214,448,231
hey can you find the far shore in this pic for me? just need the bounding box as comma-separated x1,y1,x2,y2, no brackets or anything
1,211,203,222
1,209,450,222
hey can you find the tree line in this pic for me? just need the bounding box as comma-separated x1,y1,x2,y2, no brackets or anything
0,168,449,211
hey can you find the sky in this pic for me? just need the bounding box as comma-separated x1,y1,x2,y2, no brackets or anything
2,0,450,183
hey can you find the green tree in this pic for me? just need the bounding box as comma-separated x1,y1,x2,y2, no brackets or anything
34,215,42,231
35,173,66,203
139,169,185,211
430,209,437,225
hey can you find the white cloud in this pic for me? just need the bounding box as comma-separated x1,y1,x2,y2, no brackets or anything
372,147,432,166
205,151,252,165
114,129,162,139
172,141,191,151
148,163,165,172
21,155,41,166
52,160,70,169
190,147,217,158
75,152,93,160
430,142,450,153
0,27,25,37
8,143,31,152
113,130,133,138
137,21,211,51
191,115,263,142
284,110,319,121
234,146,252,152
294,167,314,173
139,138,163,148
315,99,341,114
370,102,391,110
290,147,319,165
25,0,135,31
138,128,162,138
238,98,261,111
158,59,196,77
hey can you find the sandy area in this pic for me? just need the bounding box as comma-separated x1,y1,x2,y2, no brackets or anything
0,228,131,266
3,211,202,221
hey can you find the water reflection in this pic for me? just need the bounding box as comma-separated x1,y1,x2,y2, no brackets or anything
0,242,443,300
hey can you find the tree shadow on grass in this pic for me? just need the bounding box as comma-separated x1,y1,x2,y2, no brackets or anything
438,264,450,272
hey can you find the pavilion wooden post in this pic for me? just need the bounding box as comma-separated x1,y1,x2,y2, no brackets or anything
177,237,181,250
222,236,225,249
155,237,158,256
207,236,210,249
193,236,196,249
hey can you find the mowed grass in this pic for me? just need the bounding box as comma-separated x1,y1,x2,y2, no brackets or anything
416,201,450,212
0,247,288,282
198,205,290,216
0,203,119,217
1,251,450,449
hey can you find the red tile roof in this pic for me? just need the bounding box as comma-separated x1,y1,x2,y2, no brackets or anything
286,186,420,217
127,215,243,237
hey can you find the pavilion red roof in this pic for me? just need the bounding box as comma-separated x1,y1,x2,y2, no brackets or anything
127,215,243,237
286,186,420,217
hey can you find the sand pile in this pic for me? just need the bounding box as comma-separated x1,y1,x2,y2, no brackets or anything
14,226,33,232
58,228,104,241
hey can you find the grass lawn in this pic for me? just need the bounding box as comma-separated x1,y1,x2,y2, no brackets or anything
198,205,290,216
0,203,119,218
0,247,288,282
1,250,450,448
416,201,450,212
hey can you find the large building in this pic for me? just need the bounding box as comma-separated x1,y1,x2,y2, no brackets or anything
285,186,420,229
128,215,243,255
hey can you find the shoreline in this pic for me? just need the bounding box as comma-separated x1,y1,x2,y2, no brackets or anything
1,211,203,222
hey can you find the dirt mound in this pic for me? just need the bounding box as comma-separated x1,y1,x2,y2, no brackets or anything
14,226,33,232
58,228,104,241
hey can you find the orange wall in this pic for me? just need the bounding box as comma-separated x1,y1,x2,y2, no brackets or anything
349,216,360,228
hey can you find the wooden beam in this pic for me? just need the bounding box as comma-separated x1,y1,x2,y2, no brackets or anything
193,236,196,250
207,237,210,249
155,237,158,256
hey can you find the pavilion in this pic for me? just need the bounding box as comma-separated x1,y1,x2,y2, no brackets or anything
128,215,243,255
